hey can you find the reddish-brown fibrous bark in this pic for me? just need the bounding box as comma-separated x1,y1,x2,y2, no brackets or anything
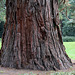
1,0,72,71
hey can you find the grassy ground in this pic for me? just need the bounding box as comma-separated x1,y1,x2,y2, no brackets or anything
63,42,75,59
0,39,75,59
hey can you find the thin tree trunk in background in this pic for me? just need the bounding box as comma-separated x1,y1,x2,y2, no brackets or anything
1,0,72,71
60,19,63,35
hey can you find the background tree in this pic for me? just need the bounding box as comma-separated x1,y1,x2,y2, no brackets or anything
0,0,6,22
0,0,6,38
1,0,72,71
58,0,75,36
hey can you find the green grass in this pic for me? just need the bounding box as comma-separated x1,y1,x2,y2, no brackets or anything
18,71,75,75
0,38,75,59
51,71,75,75
63,42,75,59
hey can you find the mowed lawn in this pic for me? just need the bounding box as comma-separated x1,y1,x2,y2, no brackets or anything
63,42,75,60
0,39,75,59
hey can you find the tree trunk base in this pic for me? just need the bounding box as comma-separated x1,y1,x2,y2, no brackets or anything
1,0,72,71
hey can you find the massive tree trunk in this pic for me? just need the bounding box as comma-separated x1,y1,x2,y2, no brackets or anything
1,0,72,71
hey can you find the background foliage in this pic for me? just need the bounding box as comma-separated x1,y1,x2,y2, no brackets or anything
0,0,6,22
0,0,6,37
59,0,75,37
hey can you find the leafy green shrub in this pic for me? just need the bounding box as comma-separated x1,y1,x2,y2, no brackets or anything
62,26,75,36
62,36,75,42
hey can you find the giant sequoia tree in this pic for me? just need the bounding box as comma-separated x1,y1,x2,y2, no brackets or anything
1,0,72,71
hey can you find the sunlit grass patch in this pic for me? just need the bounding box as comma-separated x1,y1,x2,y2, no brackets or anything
63,42,75,59
0,71,4,73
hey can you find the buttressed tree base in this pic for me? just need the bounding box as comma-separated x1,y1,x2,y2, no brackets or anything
1,0,72,71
